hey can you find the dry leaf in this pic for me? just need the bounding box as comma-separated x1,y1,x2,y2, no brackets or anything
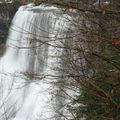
112,37,120,45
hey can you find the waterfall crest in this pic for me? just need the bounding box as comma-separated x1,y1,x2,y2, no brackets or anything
0,3,72,120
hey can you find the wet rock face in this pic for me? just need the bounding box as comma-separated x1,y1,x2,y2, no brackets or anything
0,21,8,43
0,1,20,44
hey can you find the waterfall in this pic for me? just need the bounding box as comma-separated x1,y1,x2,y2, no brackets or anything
0,3,73,120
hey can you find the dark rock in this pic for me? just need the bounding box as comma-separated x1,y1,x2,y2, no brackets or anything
0,1,21,44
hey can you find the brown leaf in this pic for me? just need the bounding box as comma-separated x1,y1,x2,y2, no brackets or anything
112,37,120,45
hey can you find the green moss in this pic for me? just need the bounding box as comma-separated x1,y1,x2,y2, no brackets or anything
0,43,6,57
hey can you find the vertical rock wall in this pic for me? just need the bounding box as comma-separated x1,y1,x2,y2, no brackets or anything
0,1,20,43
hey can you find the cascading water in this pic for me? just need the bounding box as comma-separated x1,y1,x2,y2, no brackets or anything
0,3,73,120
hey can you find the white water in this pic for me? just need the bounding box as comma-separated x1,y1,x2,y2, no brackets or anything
0,4,72,120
